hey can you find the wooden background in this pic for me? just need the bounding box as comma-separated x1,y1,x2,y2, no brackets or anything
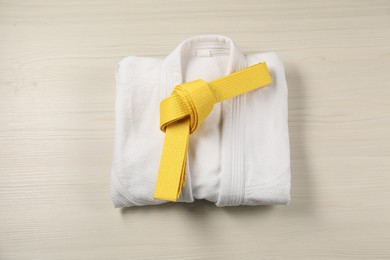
1,0,390,259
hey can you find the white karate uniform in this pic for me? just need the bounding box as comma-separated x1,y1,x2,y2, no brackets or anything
111,35,291,207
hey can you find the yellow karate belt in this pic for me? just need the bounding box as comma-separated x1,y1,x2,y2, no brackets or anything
154,62,272,201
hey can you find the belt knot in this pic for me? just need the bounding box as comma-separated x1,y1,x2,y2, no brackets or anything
160,79,216,134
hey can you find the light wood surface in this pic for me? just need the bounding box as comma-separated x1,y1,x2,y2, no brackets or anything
1,1,390,259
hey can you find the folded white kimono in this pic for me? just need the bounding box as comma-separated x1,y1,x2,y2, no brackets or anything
111,35,291,207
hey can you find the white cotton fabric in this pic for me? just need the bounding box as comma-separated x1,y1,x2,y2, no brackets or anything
111,35,291,207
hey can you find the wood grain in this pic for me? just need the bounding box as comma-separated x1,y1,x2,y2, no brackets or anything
1,0,390,259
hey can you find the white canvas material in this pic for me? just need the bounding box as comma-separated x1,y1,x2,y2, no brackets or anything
111,35,291,207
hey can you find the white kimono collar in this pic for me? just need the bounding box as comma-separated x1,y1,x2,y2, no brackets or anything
161,35,248,97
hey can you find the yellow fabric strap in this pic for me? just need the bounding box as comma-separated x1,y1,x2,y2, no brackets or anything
154,62,272,201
